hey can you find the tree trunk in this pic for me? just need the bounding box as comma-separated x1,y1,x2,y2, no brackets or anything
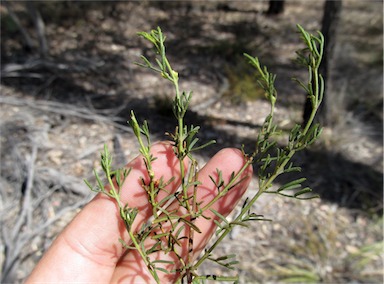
27,2,49,58
303,0,342,126
267,0,285,15
3,0,34,52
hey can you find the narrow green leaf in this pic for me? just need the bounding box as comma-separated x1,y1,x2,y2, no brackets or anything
129,111,141,138
227,260,240,267
152,259,174,264
229,221,249,227
179,218,202,233
213,219,223,230
215,254,236,261
94,169,105,193
154,267,169,274
277,177,306,192
210,209,229,225
174,223,185,240
294,187,313,197
84,179,95,191
138,55,154,68
186,180,202,189
146,241,161,254
190,139,216,152
278,183,302,192
157,193,175,207
284,163,302,173
151,232,169,239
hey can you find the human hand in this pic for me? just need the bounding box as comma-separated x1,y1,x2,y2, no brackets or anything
26,142,252,283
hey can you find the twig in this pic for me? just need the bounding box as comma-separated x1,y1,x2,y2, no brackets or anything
1,145,37,283
1,57,105,78
0,96,132,133
11,145,37,239
38,167,91,196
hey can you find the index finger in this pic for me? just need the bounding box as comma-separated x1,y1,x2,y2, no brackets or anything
26,142,185,283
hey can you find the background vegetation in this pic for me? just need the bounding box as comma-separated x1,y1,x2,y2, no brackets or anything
1,1,382,283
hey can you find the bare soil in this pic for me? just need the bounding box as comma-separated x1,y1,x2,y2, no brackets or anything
1,1,383,283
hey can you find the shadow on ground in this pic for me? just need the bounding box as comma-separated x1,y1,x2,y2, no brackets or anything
1,1,382,215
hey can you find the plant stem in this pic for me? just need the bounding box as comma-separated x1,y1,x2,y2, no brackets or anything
128,230,160,283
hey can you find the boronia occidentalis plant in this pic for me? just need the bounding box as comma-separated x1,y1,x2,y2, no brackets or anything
85,25,324,283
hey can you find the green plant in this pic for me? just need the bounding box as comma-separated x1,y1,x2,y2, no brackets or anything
223,58,266,104
85,24,324,283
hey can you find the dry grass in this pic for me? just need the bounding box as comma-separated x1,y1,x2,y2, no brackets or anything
1,1,382,283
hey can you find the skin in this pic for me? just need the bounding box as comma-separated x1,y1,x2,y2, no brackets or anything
26,142,253,283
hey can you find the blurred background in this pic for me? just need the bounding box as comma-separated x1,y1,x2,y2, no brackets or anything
1,1,382,283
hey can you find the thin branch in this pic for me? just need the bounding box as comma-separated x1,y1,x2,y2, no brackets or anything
0,96,132,133
11,145,37,239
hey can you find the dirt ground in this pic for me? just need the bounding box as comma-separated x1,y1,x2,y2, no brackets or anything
1,1,383,283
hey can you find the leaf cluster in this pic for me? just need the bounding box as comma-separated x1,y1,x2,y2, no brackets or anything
85,24,325,283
